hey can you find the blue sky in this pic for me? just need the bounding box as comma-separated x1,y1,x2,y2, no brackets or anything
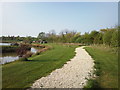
1,2,118,37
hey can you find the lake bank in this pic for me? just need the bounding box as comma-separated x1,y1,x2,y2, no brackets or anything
2,44,78,88
0,43,41,64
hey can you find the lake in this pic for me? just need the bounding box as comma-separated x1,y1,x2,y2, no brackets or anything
0,43,39,64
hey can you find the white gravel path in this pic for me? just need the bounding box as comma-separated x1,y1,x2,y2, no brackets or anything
31,46,94,88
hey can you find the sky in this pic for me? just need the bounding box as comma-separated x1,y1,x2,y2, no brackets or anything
1,2,118,37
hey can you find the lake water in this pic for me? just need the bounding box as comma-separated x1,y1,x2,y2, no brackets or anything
0,43,39,64
0,43,11,46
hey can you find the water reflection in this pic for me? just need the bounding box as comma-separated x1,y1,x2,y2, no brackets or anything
31,47,38,53
0,56,19,64
0,52,19,64
0,43,11,46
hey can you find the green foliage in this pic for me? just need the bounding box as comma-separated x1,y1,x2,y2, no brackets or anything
117,26,120,45
1,26,119,48
97,32,103,44
89,30,99,44
84,79,99,88
103,29,114,46
36,26,118,48
36,27,119,48
23,36,33,44
1,36,37,43
80,33,89,44
111,30,118,47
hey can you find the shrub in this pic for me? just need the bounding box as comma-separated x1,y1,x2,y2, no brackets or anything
94,63,101,76
84,79,100,88
16,44,31,57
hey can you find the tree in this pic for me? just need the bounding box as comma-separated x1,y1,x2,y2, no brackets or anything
82,32,91,45
23,36,32,44
72,32,81,43
111,29,118,47
37,32,45,40
89,30,99,44
96,32,103,44
103,29,114,46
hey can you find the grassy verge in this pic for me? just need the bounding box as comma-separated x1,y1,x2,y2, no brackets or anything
84,46,118,88
2,43,78,88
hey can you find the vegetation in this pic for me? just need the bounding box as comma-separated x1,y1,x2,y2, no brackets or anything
1,46,19,53
16,44,31,57
2,44,78,88
1,26,119,88
2,26,119,47
84,46,118,88
0,36,37,43
37,26,119,48
84,79,99,88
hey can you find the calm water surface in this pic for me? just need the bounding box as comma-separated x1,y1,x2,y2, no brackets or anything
0,43,11,46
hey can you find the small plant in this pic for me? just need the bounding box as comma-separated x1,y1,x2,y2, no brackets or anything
94,65,100,70
94,61,100,64
94,69,100,76
93,61,101,76
84,79,100,88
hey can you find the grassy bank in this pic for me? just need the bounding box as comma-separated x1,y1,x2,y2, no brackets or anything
84,46,118,88
2,43,77,88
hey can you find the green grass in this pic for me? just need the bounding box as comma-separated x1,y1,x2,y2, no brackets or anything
84,46,118,88
2,43,78,88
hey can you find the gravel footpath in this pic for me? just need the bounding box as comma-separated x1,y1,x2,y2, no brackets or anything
31,46,94,88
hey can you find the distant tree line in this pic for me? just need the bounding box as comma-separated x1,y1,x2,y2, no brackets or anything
1,26,119,47
38,26,119,47
0,36,38,43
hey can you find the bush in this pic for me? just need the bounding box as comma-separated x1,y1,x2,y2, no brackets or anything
94,62,101,76
84,79,100,88
16,44,31,57
111,30,118,47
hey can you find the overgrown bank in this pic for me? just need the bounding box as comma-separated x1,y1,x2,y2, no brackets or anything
84,46,118,88
1,46,20,53
2,44,77,88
